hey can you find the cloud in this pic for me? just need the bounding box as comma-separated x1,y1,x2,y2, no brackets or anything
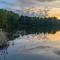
54,49,60,55
0,0,60,11
18,0,59,3
0,0,60,8
37,0,57,2
17,0,60,8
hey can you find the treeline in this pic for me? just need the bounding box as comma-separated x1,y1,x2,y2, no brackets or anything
0,9,60,33
18,16,60,33
0,9,19,32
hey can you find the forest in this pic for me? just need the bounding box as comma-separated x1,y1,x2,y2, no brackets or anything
0,9,60,34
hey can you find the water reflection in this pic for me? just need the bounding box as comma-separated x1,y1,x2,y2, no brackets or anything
18,31,60,54
0,44,8,60
1,31,60,60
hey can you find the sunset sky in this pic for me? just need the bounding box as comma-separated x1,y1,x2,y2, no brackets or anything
0,0,60,19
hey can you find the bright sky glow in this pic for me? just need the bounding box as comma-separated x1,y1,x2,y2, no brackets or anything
0,0,60,18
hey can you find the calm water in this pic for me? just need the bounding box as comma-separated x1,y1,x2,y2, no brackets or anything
1,31,60,60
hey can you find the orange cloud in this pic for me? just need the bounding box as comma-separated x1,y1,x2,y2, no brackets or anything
48,8,60,19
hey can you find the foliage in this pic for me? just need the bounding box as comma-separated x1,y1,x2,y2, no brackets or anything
0,9,19,32
0,9,60,33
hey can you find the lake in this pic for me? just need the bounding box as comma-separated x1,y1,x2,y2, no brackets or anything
0,31,60,60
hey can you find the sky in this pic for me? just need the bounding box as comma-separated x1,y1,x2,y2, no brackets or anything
0,0,60,18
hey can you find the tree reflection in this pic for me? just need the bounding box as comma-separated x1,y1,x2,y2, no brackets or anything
0,44,9,60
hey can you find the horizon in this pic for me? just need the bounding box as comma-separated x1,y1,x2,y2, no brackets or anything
0,0,60,19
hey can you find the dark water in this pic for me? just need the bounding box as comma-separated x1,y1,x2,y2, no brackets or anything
1,27,60,60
